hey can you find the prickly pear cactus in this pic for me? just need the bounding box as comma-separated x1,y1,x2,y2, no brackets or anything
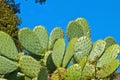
37,67,48,80
0,31,19,60
66,18,90,41
19,55,41,78
51,68,65,80
33,26,49,50
88,40,106,63
48,27,64,50
0,56,18,75
0,17,119,80
97,44,120,67
18,28,44,56
62,38,78,67
104,36,116,48
74,36,92,62
64,64,82,80
52,38,65,67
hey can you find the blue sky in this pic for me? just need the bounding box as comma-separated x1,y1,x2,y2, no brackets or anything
15,0,120,43
15,0,120,72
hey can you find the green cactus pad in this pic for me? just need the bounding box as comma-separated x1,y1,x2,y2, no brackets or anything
46,52,57,73
66,20,84,41
88,40,106,63
38,67,48,80
33,26,49,49
18,28,43,56
96,59,119,78
19,55,41,78
75,17,90,37
52,38,65,67
51,67,65,80
48,27,64,50
62,38,78,67
74,36,92,63
97,44,120,67
81,63,95,79
104,36,116,48
0,56,18,74
79,56,88,69
64,64,82,80
0,31,18,60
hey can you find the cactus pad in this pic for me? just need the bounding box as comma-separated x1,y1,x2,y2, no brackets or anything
62,38,78,67
52,38,65,67
37,67,48,80
75,17,90,37
96,59,119,78
0,31,18,60
51,67,65,80
33,26,48,49
104,36,116,48
97,44,120,67
18,28,43,56
0,56,18,74
88,40,106,63
64,64,82,80
19,56,40,78
48,27,64,50
66,20,84,41
74,36,92,62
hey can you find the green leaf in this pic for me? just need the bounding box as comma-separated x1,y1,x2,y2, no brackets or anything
52,38,65,67
0,31,18,60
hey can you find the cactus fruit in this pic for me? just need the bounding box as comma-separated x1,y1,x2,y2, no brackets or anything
0,56,18,75
74,36,92,63
19,55,41,78
52,38,65,67
0,31,19,60
48,27,64,50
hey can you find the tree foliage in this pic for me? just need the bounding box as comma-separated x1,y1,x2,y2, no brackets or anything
0,0,22,51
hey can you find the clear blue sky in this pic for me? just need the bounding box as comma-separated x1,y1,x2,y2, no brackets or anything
15,0,120,72
15,0,120,43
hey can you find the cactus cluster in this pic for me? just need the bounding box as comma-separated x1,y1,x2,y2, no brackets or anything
0,17,120,80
